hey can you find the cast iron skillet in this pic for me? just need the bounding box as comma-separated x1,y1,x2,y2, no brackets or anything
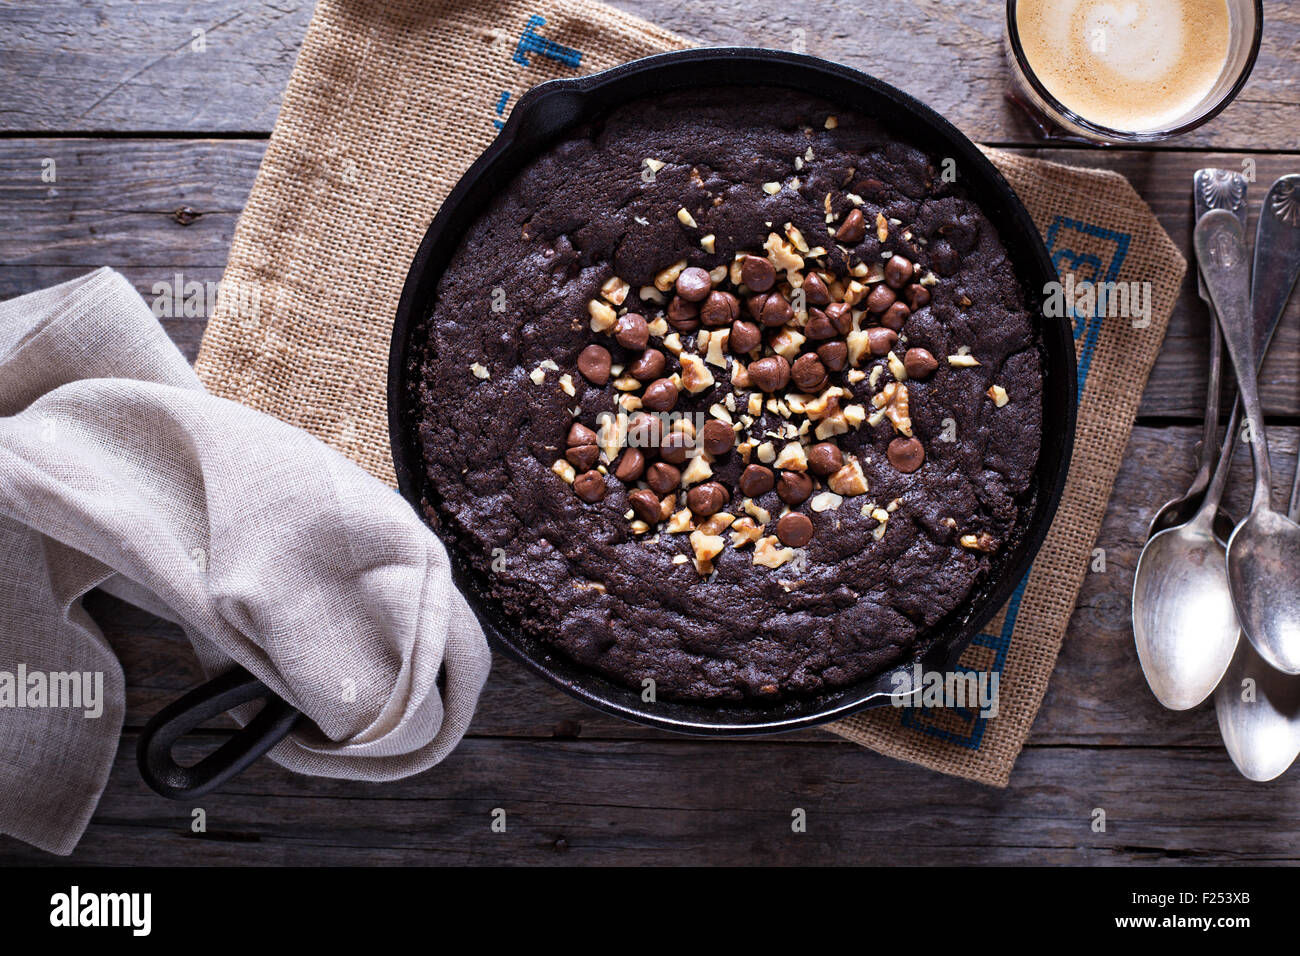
137,48,1076,799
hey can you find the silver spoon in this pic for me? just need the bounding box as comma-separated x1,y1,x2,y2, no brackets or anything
1215,461,1300,780
1133,406,1242,709
1198,209,1300,675
1147,169,1246,540
1214,175,1300,780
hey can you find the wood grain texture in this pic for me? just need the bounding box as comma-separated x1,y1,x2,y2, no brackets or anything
3,138,1298,414
1,0,1296,150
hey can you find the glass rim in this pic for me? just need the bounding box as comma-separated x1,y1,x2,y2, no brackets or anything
1004,0,1264,142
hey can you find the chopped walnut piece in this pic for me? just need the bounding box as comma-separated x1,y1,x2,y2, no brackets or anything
769,328,805,360
960,532,997,552
764,231,804,273
551,459,576,484
677,208,698,229
987,384,1009,407
654,260,688,292
846,329,870,367
753,535,796,568
876,212,889,243
601,276,630,305
729,516,764,548
659,494,677,521
680,352,715,393
698,512,736,536
588,299,617,332
666,508,693,534
700,234,716,253
784,222,809,253
690,530,726,574
774,442,809,472
887,352,908,381
872,381,912,436
470,362,490,380
813,409,849,440
596,412,627,461
828,457,868,496
948,353,981,368
681,454,714,486
744,500,772,528
704,330,730,368
810,491,843,512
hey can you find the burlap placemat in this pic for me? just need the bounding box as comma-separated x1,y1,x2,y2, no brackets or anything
195,0,1185,786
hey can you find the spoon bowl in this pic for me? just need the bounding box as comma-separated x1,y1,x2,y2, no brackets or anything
1215,636,1300,781
1133,515,1240,709
1228,508,1300,674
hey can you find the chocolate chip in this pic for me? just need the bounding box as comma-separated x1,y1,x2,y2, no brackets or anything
615,313,649,351
867,327,898,357
777,470,813,506
884,254,914,289
628,488,661,523
565,443,599,471
626,412,662,450
904,347,938,379
659,430,692,465
748,355,791,392
614,448,647,483
730,319,762,354
817,340,848,372
835,208,866,243
759,293,794,328
573,470,607,503
804,308,836,340
646,461,681,495
801,272,831,306
824,302,853,335
887,436,925,473
904,283,931,310
746,292,769,322
740,255,776,292
880,301,911,332
567,422,597,447
866,283,897,314
806,442,843,477
776,512,814,547
628,348,666,382
739,464,775,497
699,419,735,456
577,344,611,385
642,378,679,412
791,353,828,392
700,290,740,327
675,266,713,302
666,295,700,331
686,481,729,517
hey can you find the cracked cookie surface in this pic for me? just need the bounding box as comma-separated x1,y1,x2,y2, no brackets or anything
414,87,1042,703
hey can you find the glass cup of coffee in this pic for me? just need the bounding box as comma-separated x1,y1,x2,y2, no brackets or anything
1005,0,1263,144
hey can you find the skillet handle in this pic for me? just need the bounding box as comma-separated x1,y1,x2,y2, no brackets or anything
137,665,303,800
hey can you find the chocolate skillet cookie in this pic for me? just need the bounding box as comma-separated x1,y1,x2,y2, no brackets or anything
414,87,1043,703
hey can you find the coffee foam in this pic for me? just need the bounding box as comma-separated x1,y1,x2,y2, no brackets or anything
1016,0,1231,132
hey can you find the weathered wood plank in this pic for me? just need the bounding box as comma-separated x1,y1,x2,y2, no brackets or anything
1,0,1296,150
0,734,1294,865
3,138,1299,411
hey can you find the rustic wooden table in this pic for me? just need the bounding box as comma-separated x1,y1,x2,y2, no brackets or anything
1,1,1298,865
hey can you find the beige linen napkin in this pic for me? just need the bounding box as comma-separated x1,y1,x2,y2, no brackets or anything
0,268,491,855
195,0,1184,786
